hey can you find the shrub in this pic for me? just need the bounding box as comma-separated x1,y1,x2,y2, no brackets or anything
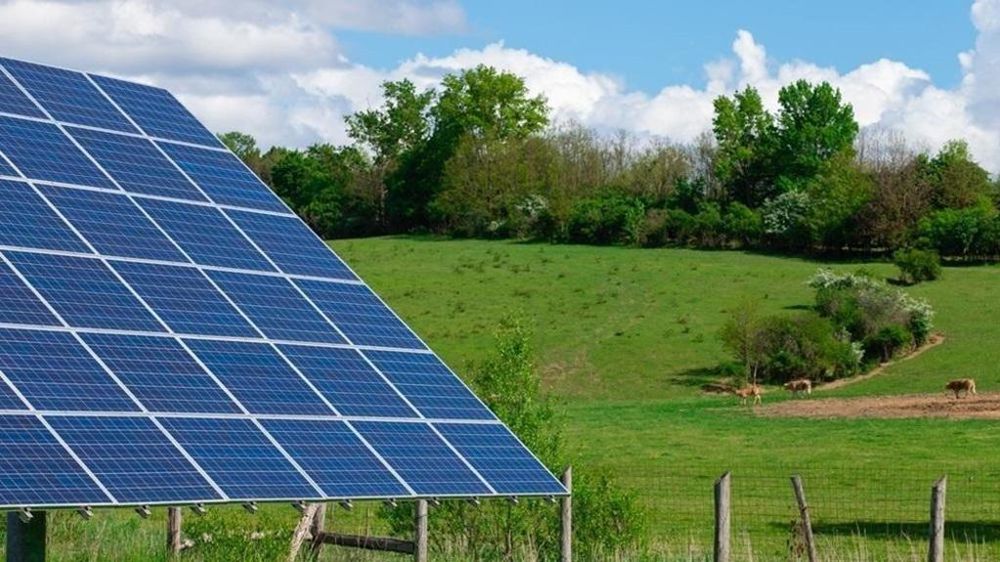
723,203,763,247
894,248,942,284
761,190,815,248
916,205,999,259
864,324,912,363
637,208,670,248
567,192,645,245
754,313,860,382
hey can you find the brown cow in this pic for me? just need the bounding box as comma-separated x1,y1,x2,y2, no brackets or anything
783,378,812,396
733,384,762,406
946,378,976,398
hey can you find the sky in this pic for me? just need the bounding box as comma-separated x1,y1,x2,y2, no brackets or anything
0,1,998,169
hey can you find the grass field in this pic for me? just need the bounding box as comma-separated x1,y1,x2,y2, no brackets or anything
6,237,1000,560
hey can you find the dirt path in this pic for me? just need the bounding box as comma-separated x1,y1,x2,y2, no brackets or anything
760,391,1000,420
817,334,946,392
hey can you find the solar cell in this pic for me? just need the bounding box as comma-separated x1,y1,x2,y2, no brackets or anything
295,279,425,350
89,75,220,147
6,252,164,332
138,198,275,272
0,415,110,507
0,260,59,326
0,71,46,119
364,351,496,420
0,179,90,252
110,262,256,338
66,126,208,201
0,153,15,176
227,210,357,280
158,142,286,212
158,417,320,500
40,185,188,262
0,116,117,189
46,415,220,503
1,59,137,133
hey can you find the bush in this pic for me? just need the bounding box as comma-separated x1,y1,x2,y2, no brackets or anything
894,248,942,284
567,192,646,245
916,205,999,259
761,190,815,249
723,203,763,247
864,324,912,363
754,313,860,383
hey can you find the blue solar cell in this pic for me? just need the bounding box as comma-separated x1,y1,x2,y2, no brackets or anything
206,271,344,344
364,351,495,420
0,70,45,119
81,333,241,414
434,423,564,495
295,279,424,350
227,211,356,280
1,59,136,133
40,186,187,262
0,180,90,252
0,154,15,176
47,415,220,503
7,252,164,332
110,262,256,338
182,339,332,416
158,143,286,212
352,421,490,496
66,127,208,201
261,419,409,498
0,116,117,189
0,260,59,326
159,417,319,500
0,415,110,507
277,345,416,418
0,328,139,412
90,75,220,147
138,198,275,272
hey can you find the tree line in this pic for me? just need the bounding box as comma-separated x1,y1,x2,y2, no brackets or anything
221,65,1000,260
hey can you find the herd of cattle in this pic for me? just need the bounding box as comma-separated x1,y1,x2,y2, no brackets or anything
732,377,977,405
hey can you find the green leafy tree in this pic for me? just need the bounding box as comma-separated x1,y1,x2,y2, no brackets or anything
712,86,775,206
927,140,992,209
772,80,858,187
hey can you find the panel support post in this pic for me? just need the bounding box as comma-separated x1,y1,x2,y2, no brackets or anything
714,471,731,562
6,510,46,562
790,475,818,562
309,503,326,560
928,476,947,562
415,500,429,562
561,466,573,562
167,507,182,556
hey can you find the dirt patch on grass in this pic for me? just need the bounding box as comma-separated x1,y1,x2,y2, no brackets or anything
761,392,1000,420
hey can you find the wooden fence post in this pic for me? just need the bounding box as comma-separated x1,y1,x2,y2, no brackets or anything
714,471,731,562
415,499,429,562
6,510,46,562
791,475,818,562
309,503,326,559
928,476,947,562
167,507,182,556
561,466,573,562
288,504,321,562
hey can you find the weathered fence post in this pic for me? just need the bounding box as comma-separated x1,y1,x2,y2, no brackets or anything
167,507,182,555
309,503,326,559
415,499,429,562
928,476,947,562
562,466,573,562
791,474,818,562
288,503,321,562
6,510,46,562
714,471,731,562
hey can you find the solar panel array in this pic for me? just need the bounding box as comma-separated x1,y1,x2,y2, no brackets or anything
0,57,565,509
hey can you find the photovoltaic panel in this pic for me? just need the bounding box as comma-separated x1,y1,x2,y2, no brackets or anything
0,116,117,189
228,210,358,280
0,71,46,119
0,415,110,507
46,416,220,503
1,59,137,133
66,126,209,201
0,261,59,326
0,180,90,252
89,75,221,147
110,261,257,338
0,154,15,176
158,142,287,212
40,185,188,262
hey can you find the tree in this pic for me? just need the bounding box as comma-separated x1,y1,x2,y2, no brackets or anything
712,86,775,206
927,140,992,209
218,131,260,162
772,80,858,187
720,300,766,383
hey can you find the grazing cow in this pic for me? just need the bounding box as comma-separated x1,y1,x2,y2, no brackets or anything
734,384,762,406
945,378,977,398
783,378,812,396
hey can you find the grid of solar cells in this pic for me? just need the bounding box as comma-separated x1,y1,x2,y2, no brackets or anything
363,350,494,420
261,419,410,498
158,142,286,212
0,180,89,252
0,329,139,412
0,152,17,176
0,415,110,506
182,339,332,416
6,252,164,332
158,417,319,500
138,198,276,272
0,116,117,189
40,185,187,262
0,261,58,326
46,416,219,503
66,126,208,201
434,423,566,495
1,59,137,133
206,271,344,344
110,262,256,338
81,333,241,414
90,75,220,147
296,279,425,349
0,71,46,119
228,210,357,280
277,345,416,418
353,422,491,496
